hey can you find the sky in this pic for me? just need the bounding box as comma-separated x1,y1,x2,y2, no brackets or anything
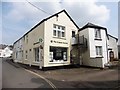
1,0,119,45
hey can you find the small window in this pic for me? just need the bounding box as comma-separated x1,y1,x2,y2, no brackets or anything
95,28,101,39
96,46,102,56
26,55,27,59
29,49,31,51
53,30,56,36
53,24,56,28
72,31,75,37
26,50,27,53
62,32,65,37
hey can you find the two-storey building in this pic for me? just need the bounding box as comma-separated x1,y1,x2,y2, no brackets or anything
13,10,79,69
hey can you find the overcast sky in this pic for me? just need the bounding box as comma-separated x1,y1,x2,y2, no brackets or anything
1,0,119,45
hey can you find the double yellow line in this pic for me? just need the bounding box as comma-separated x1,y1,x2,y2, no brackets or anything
24,69,57,90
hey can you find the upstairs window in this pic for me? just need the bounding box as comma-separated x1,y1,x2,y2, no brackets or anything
72,31,75,37
53,24,65,38
95,28,101,39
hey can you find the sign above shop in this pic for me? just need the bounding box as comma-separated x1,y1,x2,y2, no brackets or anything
51,40,68,44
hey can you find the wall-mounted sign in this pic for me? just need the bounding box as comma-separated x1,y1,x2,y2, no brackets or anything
33,37,44,45
51,40,68,44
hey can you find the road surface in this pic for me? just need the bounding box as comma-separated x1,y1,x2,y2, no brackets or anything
2,59,55,89
2,59,120,89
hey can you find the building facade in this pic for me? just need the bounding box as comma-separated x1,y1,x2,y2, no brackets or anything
13,10,118,69
75,23,118,68
13,10,79,69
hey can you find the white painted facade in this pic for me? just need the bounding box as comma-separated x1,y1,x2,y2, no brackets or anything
78,23,118,68
107,35,118,61
13,10,78,69
13,10,118,69
0,47,13,58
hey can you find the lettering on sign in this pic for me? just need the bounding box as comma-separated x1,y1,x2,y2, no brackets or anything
50,40,68,44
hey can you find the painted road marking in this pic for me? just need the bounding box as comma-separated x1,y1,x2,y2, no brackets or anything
24,69,57,90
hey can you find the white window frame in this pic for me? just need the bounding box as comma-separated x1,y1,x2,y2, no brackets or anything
96,46,102,57
53,24,65,38
95,28,101,39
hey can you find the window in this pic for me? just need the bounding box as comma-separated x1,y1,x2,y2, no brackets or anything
95,28,101,39
72,31,75,37
53,24,65,38
26,35,28,43
26,55,27,59
96,46,102,56
49,47,67,62
62,32,65,37
53,30,56,36
34,48,39,62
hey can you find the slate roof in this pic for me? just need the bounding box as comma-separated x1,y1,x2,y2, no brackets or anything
0,44,7,49
79,22,107,31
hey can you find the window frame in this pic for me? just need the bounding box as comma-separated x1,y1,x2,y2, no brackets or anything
96,46,102,57
53,24,65,39
49,46,68,62
95,28,101,39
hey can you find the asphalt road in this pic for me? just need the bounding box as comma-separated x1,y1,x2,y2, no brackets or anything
2,59,55,89
2,59,120,90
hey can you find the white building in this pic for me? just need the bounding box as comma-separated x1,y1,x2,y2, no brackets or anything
13,10,79,69
13,10,118,69
0,45,13,58
75,23,118,68
107,34,118,61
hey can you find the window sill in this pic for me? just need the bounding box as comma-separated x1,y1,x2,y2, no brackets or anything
49,60,68,64
94,38,102,41
33,61,40,63
53,36,66,40
96,56,103,58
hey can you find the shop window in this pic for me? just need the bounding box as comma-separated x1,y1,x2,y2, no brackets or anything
49,47,67,62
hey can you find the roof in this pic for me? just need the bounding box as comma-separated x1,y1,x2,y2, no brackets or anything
108,34,118,41
0,44,7,49
13,9,79,45
79,22,107,31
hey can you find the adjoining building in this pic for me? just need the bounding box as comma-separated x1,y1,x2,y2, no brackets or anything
73,23,118,68
13,10,118,69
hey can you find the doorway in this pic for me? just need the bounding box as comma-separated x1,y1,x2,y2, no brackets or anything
109,51,114,62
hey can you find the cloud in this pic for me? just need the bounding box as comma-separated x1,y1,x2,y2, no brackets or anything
4,0,110,26
60,0,110,26
2,0,110,44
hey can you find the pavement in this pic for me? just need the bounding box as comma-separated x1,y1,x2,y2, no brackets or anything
2,59,120,89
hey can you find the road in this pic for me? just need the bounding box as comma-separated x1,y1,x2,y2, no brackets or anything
2,59,120,89
2,59,56,89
